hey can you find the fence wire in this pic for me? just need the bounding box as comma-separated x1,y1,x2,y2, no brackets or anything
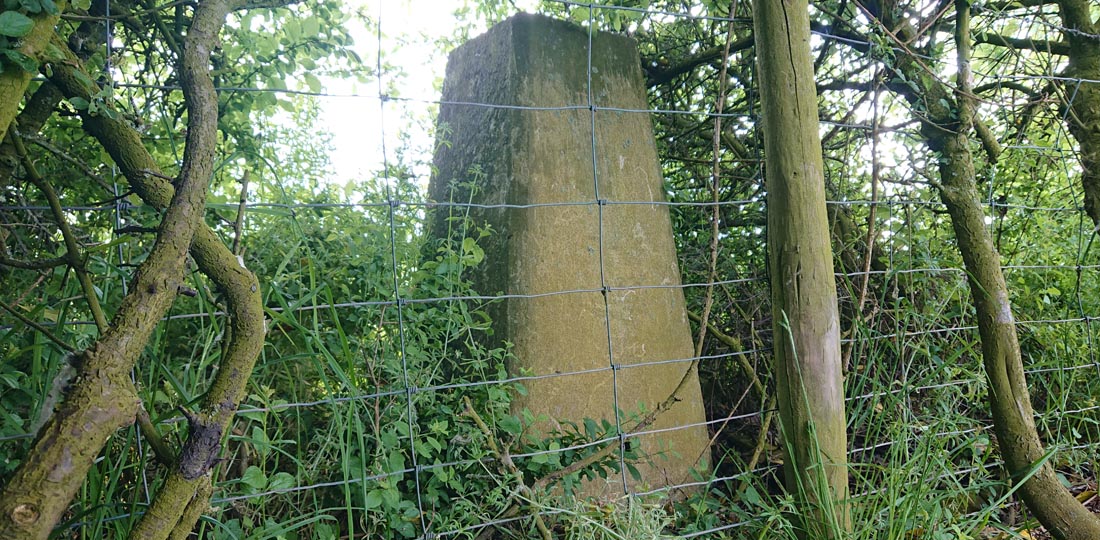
1,1,1099,538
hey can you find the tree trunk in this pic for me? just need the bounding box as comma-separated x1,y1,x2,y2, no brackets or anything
0,2,66,143
46,5,267,536
753,0,850,536
879,1,1100,537
1057,0,1100,230
0,1,251,537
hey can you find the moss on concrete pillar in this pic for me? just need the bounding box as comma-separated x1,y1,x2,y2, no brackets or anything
428,13,709,494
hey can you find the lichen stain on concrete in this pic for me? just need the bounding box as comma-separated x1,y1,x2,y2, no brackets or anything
428,13,710,493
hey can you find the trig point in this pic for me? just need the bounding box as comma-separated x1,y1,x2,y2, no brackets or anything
428,13,709,494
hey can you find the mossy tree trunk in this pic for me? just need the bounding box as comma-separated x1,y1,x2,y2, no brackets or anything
0,2,66,144
47,7,267,537
877,1,1100,537
753,0,850,536
0,1,266,538
1057,0,1100,230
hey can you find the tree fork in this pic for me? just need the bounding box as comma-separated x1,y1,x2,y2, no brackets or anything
0,1,263,537
46,3,268,537
0,30,211,540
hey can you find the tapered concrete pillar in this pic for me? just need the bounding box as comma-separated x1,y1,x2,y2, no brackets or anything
427,13,709,494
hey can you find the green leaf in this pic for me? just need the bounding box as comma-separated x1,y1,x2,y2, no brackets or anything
70,68,95,90
742,484,763,507
300,15,320,37
382,488,400,508
0,11,34,37
625,461,641,481
266,472,295,491
394,520,415,538
240,466,268,490
498,415,522,436
250,425,271,458
19,0,42,14
38,0,55,14
583,417,599,438
364,489,383,509
5,48,43,73
386,450,405,474
303,72,322,93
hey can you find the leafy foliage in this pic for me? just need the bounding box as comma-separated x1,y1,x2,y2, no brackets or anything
3,0,1100,538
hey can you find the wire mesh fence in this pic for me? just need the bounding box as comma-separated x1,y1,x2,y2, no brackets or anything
1,0,1099,538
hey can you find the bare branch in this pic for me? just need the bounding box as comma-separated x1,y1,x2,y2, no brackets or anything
974,30,1070,55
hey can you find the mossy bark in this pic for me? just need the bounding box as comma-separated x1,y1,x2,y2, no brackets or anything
753,0,850,536
48,3,265,538
0,2,66,144
881,3,1100,537
1057,0,1100,230
0,26,212,540
0,1,265,537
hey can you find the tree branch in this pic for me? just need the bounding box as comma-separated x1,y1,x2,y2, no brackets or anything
977,0,1060,12
644,36,754,87
123,1,258,537
973,31,1070,56
0,299,74,353
12,131,110,333
0,2,67,144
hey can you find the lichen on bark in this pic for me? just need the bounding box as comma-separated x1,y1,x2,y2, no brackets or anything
879,2,1100,537
0,0,267,537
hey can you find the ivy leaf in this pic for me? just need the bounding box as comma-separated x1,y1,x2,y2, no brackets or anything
67,96,89,110
2,49,35,72
0,11,34,37
38,0,56,15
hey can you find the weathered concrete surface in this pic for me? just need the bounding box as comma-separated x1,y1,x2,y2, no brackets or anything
428,13,709,494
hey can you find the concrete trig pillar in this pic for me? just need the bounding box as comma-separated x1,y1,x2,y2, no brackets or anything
428,13,709,494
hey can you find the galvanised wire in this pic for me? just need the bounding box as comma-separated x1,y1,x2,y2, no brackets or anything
376,2,429,536
2,2,1098,538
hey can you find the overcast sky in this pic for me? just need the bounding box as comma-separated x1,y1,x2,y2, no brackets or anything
317,1,538,187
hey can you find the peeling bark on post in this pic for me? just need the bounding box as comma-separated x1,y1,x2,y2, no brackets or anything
753,0,850,536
